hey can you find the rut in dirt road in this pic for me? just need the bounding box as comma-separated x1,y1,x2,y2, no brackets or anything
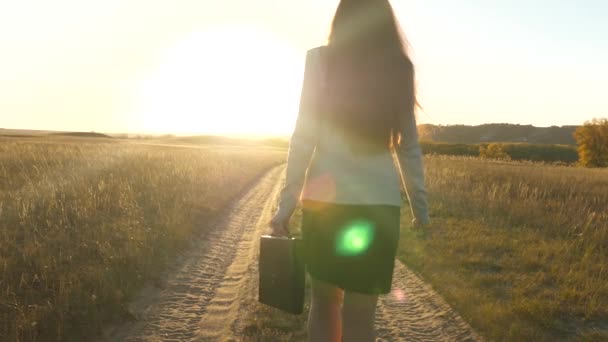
104,166,283,342
375,261,482,341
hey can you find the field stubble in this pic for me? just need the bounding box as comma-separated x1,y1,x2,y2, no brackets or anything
0,138,284,341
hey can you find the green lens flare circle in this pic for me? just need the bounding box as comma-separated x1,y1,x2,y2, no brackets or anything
336,220,375,256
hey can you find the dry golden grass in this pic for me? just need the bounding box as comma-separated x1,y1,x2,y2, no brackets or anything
0,138,284,341
400,156,608,341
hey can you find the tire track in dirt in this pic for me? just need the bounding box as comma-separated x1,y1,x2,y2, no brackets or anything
375,261,482,341
101,166,283,342
195,166,283,341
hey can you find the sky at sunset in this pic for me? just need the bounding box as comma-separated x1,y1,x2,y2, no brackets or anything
1,0,607,135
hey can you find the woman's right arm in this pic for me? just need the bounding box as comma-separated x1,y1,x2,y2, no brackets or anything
396,113,430,225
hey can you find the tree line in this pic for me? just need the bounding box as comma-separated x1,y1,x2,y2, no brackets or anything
417,118,607,167
420,142,579,164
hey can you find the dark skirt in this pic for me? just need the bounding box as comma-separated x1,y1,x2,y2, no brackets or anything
301,200,401,295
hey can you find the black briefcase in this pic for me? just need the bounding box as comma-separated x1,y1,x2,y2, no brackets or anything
258,235,305,314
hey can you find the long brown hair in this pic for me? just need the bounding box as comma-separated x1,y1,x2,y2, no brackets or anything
325,0,416,151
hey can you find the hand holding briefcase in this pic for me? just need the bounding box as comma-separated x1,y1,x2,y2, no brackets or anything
258,235,305,314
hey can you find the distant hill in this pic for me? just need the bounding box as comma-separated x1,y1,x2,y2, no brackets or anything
418,124,578,145
159,135,289,148
0,129,113,139
0,129,56,136
51,132,113,139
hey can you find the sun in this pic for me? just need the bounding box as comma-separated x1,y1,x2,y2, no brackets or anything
134,25,304,136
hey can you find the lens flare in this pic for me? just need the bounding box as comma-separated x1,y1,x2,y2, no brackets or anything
392,288,406,302
336,220,375,256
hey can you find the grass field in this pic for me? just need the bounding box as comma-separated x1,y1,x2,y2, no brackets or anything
2,136,607,341
402,156,608,341
0,137,284,341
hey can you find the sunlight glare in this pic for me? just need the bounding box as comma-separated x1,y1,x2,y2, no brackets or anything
134,25,303,135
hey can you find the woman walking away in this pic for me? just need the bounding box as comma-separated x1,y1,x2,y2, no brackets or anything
270,0,430,341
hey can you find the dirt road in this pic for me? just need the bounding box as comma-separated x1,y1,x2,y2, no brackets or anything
102,166,482,341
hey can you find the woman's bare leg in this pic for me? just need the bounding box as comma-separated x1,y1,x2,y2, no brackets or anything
308,277,344,342
342,291,379,342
